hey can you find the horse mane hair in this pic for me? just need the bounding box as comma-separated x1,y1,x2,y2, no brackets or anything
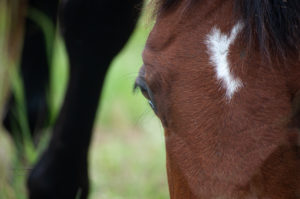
153,0,300,61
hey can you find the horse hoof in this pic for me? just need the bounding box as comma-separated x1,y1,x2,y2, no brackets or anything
27,149,89,199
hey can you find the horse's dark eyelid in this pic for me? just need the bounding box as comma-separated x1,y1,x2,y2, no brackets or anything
133,83,145,94
134,77,148,93
138,77,147,88
134,77,157,112
133,78,144,93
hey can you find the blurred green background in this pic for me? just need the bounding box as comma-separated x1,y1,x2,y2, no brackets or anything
0,3,169,199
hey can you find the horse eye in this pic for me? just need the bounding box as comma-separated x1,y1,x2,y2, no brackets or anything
134,78,150,99
148,100,155,110
139,84,151,100
134,77,157,113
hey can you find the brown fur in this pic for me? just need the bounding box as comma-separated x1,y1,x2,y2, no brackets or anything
140,0,300,198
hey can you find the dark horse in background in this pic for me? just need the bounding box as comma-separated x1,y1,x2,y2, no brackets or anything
3,0,142,198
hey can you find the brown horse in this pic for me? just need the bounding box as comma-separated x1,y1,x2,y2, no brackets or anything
136,0,300,198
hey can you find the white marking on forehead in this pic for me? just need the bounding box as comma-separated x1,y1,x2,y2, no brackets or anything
206,22,243,100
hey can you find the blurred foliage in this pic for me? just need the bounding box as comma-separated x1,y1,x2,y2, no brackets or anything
0,1,169,199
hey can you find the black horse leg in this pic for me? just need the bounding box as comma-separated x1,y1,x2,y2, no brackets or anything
3,0,59,139
27,0,142,198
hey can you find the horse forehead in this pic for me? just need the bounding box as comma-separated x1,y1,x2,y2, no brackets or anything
143,1,241,96
143,16,240,80
145,16,180,52
144,18,205,67
145,3,202,52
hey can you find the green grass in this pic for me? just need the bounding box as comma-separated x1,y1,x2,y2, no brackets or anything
0,5,169,199
88,15,169,199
